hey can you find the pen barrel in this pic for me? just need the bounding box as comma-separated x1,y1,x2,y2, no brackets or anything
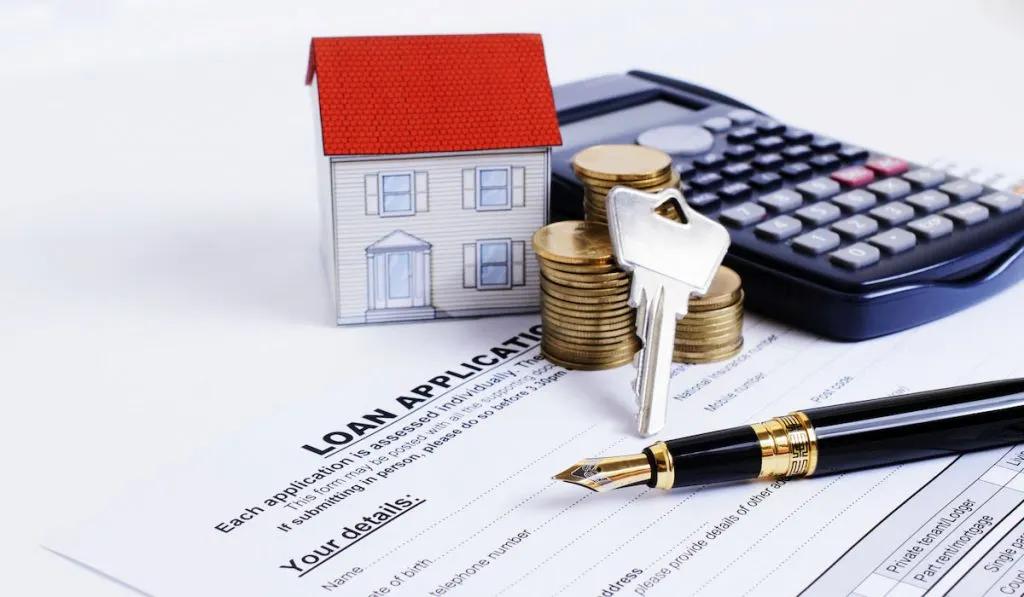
648,426,763,488
804,378,1024,476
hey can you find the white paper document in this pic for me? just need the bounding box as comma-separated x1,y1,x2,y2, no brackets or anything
47,161,1024,596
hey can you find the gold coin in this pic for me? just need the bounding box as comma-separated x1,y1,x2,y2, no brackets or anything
675,333,742,351
542,291,632,314
542,316,635,335
543,337,640,361
542,284,630,305
680,300,744,321
675,320,743,341
677,312,743,331
579,172,674,192
544,327,635,347
532,221,614,266
541,276,631,297
544,323,636,342
542,305,636,327
571,145,673,182
542,348,635,371
673,338,744,364
581,167,679,191
690,269,743,312
678,311,744,330
540,259,623,275
541,270,630,289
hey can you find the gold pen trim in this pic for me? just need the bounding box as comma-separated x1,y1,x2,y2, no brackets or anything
751,411,818,480
649,441,674,489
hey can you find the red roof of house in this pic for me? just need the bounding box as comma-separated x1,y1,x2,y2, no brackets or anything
306,34,562,156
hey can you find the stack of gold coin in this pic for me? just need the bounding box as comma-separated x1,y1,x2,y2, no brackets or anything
674,266,745,364
571,145,680,224
532,221,640,370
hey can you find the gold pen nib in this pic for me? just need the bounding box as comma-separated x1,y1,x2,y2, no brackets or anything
552,453,652,492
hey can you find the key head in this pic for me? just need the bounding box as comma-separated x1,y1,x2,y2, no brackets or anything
606,187,731,296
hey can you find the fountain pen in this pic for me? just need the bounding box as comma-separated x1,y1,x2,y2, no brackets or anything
554,378,1024,492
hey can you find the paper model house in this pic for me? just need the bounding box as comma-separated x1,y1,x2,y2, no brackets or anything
306,34,562,325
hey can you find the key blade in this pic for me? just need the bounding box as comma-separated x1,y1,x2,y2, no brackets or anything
606,187,731,296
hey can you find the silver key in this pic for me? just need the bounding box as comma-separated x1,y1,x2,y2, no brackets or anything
606,187,731,436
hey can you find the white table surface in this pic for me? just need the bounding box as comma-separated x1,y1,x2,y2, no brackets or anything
2,1,1023,595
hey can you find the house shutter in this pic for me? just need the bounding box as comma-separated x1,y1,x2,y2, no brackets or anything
365,174,379,215
511,167,526,208
462,169,476,209
415,171,429,212
511,241,525,286
463,243,476,288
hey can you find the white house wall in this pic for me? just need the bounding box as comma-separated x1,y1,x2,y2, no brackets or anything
330,149,548,325
308,74,337,306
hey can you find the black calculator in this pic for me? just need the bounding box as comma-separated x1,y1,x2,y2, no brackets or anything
549,71,1024,341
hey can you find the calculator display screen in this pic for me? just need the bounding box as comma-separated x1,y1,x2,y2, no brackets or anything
558,100,695,149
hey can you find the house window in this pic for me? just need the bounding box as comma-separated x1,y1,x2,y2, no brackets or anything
379,173,414,215
476,167,511,210
477,240,511,289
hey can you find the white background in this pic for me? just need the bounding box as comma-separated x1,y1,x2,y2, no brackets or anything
2,1,1023,595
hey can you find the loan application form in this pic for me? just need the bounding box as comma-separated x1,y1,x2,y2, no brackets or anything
47,161,1024,596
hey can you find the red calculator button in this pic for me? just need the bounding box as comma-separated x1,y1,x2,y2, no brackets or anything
831,166,875,187
866,156,909,176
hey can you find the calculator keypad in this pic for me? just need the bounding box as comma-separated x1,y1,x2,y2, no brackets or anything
652,111,1024,284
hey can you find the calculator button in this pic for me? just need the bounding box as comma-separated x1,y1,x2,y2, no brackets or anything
978,192,1023,214
782,145,813,161
781,162,813,181
756,120,786,135
722,162,754,179
749,172,783,192
906,190,950,213
796,177,841,200
907,215,954,240
831,215,879,240
752,153,785,170
719,182,753,201
902,168,946,189
728,127,759,143
673,161,697,181
758,189,803,213
811,137,841,153
795,202,842,226
866,156,909,177
830,243,880,270
636,125,715,156
755,215,803,241
691,172,724,191
867,178,912,201
831,166,876,188
725,144,755,161
687,192,721,209
833,189,877,213
868,228,917,255
944,201,990,226
938,180,984,202
695,153,726,170
755,136,786,152
837,146,869,162
869,202,915,226
792,229,841,256
782,129,813,144
720,203,767,227
703,117,732,133
809,154,842,172
727,109,758,125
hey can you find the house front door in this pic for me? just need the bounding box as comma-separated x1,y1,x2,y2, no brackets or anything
382,250,415,309
365,230,435,322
